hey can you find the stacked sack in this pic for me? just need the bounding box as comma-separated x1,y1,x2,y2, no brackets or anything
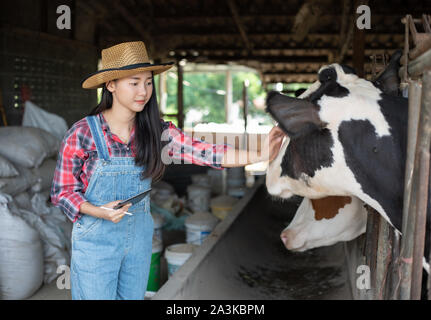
0,125,71,300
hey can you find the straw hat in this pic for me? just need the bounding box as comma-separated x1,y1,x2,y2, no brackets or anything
81,41,174,89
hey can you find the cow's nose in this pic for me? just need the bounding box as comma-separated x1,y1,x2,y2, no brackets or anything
280,229,304,251
280,229,294,248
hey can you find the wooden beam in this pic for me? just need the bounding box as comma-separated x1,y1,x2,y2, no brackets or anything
226,0,252,52
353,0,368,77
109,1,155,56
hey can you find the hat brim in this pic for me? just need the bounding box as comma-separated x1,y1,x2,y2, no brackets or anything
81,62,174,89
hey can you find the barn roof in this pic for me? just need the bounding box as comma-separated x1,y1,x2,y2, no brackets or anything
77,0,431,84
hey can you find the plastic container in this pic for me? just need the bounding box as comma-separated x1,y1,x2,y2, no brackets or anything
187,184,211,212
164,243,198,278
210,195,238,220
228,186,246,198
185,211,219,245
152,213,164,243
207,169,223,195
227,167,245,188
146,237,163,292
191,174,211,187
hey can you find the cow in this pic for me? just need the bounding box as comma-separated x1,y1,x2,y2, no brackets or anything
281,195,367,252
265,52,430,270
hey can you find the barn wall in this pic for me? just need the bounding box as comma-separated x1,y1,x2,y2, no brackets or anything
0,0,98,128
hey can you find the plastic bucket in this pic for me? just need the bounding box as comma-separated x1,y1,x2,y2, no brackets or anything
146,238,163,292
164,243,197,278
152,213,164,243
191,174,211,187
185,212,219,245
227,167,245,188
187,184,211,212
210,195,238,220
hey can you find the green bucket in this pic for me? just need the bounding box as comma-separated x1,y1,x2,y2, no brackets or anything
146,238,163,292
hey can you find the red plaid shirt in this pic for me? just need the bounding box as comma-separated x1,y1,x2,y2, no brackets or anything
50,112,228,223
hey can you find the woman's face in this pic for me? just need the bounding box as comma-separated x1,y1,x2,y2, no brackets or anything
107,71,153,113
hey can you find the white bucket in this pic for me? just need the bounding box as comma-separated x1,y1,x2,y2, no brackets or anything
187,184,211,212
228,186,246,198
191,174,211,187
207,169,223,195
227,167,245,188
210,195,238,220
164,243,198,278
152,213,164,243
185,211,219,245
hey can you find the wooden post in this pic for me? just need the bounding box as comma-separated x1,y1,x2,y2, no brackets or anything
398,81,422,299
177,61,184,129
158,71,167,116
243,80,248,160
353,0,367,78
410,70,431,299
225,70,233,124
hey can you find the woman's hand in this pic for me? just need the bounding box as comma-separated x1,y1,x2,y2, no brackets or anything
99,200,132,223
264,126,286,162
221,125,286,167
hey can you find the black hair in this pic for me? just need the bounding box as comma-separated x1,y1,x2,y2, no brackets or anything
89,75,166,182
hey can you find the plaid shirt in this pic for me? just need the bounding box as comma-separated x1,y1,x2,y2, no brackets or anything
50,112,228,223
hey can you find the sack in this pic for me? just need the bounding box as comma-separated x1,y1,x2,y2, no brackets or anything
0,155,19,178
0,164,38,196
0,193,44,300
28,192,72,283
14,191,32,211
0,126,60,168
23,100,68,141
31,158,57,192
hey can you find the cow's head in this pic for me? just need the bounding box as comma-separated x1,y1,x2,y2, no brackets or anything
281,196,367,251
265,54,408,232
265,63,387,200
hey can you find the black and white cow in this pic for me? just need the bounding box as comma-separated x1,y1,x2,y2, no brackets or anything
281,195,367,251
265,54,430,266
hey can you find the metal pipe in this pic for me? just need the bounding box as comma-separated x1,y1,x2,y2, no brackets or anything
398,81,422,299
402,82,422,234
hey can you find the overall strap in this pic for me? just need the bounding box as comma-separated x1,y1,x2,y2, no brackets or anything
86,115,111,161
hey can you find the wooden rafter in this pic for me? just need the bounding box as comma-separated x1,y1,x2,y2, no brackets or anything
108,1,155,56
226,0,252,52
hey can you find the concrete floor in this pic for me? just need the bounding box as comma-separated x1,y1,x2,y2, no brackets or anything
157,187,352,299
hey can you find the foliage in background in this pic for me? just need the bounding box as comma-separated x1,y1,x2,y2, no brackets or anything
114,71,312,128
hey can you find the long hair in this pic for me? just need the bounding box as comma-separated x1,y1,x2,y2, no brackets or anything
89,76,166,182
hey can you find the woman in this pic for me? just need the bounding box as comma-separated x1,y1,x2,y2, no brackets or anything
50,41,284,300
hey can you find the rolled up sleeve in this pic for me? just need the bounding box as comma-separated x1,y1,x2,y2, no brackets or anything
162,121,230,170
50,129,88,223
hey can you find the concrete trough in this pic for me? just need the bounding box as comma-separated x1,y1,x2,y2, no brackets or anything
154,177,352,300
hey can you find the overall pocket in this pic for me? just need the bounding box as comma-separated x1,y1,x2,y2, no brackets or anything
72,214,103,241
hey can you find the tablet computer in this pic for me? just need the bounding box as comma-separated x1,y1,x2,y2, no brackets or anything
113,188,152,210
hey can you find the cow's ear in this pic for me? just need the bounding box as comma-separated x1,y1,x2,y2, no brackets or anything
372,49,402,96
266,91,327,139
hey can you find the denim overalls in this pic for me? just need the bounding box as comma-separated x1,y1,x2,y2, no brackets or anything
70,115,154,300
